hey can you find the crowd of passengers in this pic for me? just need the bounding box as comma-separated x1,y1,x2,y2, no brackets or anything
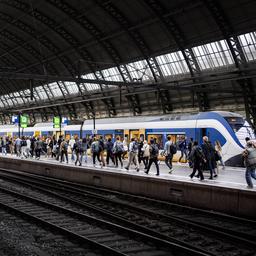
0,134,255,188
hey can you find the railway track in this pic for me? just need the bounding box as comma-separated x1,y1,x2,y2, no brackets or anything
0,169,255,256
0,171,205,256
0,207,99,256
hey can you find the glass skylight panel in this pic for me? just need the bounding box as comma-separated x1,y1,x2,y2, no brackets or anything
48,82,63,97
0,30,255,112
126,60,153,81
34,86,48,100
65,81,79,94
156,51,189,76
12,92,23,104
239,32,256,61
80,73,101,91
84,83,101,91
102,67,123,81
192,40,234,70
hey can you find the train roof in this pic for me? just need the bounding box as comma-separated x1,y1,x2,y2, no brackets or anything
34,122,53,127
0,124,16,129
82,111,243,125
211,111,242,118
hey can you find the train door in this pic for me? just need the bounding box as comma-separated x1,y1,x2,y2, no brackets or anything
55,131,64,139
129,129,139,139
34,131,41,138
129,129,145,142
147,134,164,149
65,133,71,141
201,128,210,142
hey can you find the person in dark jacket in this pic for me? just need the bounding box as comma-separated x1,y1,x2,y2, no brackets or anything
144,139,160,176
138,138,144,164
178,136,187,162
56,135,63,161
187,138,194,167
99,136,106,167
73,138,82,166
243,141,256,188
106,138,115,166
189,141,205,181
201,136,216,179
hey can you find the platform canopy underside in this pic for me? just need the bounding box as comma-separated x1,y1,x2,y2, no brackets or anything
0,0,255,129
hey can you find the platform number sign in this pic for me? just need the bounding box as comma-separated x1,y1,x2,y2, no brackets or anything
61,117,68,126
12,115,19,125
20,115,28,128
53,116,61,128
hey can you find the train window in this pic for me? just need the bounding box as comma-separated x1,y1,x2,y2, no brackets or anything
130,130,139,139
147,134,163,148
225,117,244,132
201,128,207,137
104,134,112,140
167,134,178,143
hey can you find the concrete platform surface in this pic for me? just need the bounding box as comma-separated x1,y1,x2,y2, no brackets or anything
0,153,254,192
0,154,255,218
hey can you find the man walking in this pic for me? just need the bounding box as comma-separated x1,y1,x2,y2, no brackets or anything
163,136,175,174
125,138,139,171
243,141,256,188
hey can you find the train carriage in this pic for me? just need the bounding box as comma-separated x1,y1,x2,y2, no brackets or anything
0,111,255,166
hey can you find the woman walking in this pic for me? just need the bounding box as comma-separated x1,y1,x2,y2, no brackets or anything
189,141,205,181
215,140,225,173
141,140,150,169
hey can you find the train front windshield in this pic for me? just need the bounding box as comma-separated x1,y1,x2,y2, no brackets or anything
225,117,256,146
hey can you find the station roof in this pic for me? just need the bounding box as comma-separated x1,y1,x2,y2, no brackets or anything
0,0,255,129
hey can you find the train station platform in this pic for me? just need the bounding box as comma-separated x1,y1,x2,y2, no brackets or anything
0,154,255,219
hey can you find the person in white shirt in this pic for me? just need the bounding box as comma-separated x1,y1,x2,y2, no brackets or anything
15,137,22,157
163,136,174,173
69,136,76,161
125,138,139,172
20,136,27,159
26,137,31,157
141,140,150,169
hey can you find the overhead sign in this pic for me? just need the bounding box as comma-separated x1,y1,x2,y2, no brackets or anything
92,129,97,135
62,117,68,126
20,115,28,128
53,116,61,128
12,115,19,125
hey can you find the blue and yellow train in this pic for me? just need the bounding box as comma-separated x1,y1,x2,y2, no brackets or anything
0,111,255,166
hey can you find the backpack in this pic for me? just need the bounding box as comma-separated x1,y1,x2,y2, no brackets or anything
245,147,256,167
151,144,159,157
74,141,82,152
116,142,124,153
21,140,27,147
131,141,138,153
99,140,104,152
81,142,87,152
92,141,99,153
62,141,68,151
170,144,177,154
195,147,204,161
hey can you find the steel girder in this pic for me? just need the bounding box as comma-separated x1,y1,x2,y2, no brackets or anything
96,0,168,114
80,101,95,119
96,0,163,82
94,70,117,117
143,0,209,112
0,0,102,106
47,0,144,116
204,0,256,132
0,11,80,109
0,0,144,119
